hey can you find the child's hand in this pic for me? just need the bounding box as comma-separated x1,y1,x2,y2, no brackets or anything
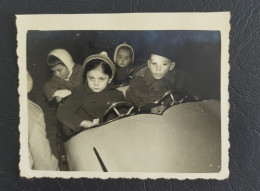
80,120,95,128
80,119,99,129
150,105,167,114
55,96,63,103
54,89,72,98
92,118,100,125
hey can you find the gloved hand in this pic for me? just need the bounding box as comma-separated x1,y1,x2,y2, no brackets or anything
80,118,100,129
150,105,167,114
53,89,72,98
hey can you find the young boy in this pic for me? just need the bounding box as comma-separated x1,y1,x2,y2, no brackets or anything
113,43,134,85
43,49,83,103
126,46,177,111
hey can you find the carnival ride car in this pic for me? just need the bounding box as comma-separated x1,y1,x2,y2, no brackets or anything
57,84,221,173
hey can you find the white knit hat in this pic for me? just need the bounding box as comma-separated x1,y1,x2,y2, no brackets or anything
83,51,115,79
113,43,134,64
48,49,75,73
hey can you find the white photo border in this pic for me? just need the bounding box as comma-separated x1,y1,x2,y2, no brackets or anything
17,13,230,179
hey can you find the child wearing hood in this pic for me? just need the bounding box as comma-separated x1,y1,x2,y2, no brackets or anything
113,43,134,85
43,49,83,103
57,52,125,137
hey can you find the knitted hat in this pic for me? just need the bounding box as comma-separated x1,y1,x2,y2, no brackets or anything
48,49,75,73
113,43,134,63
147,39,175,62
83,51,115,79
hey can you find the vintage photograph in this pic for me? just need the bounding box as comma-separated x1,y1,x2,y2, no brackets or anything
17,13,230,179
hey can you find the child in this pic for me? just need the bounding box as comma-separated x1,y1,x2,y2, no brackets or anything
43,49,83,103
126,46,177,110
113,43,134,85
57,52,125,134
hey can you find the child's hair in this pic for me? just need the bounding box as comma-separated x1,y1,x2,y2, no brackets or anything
47,55,66,68
83,59,112,83
117,47,134,63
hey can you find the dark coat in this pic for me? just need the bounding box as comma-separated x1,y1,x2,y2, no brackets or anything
126,65,195,109
113,65,130,85
57,83,125,132
43,64,83,101
126,67,177,109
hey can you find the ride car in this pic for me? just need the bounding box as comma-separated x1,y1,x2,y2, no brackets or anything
57,86,221,173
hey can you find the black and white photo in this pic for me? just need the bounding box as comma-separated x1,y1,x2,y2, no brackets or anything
17,13,230,179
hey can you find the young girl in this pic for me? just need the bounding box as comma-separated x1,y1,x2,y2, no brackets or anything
57,52,125,134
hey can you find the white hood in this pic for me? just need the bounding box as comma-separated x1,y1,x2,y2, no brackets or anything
48,49,74,73
113,43,134,64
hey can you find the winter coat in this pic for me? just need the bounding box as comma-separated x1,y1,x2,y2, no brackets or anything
57,83,125,132
43,64,83,101
113,65,133,85
126,67,178,109
28,100,58,170
126,67,192,108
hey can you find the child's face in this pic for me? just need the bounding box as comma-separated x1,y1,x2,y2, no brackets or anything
116,49,131,68
86,66,112,92
51,64,70,80
148,54,175,80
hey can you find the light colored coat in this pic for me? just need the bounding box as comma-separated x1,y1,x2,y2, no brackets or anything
28,100,58,170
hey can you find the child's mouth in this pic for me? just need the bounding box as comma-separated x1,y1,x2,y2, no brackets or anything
93,88,100,91
153,73,164,79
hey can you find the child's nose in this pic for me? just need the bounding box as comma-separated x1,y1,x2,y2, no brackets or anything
94,80,99,86
156,65,161,71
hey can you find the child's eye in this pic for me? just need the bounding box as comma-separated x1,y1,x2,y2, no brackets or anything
163,63,169,66
88,76,94,80
151,62,156,65
99,77,105,81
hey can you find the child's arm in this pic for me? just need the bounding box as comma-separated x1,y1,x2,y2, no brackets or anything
126,79,145,109
115,89,126,101
43,80,61,101
43,80,72,102
53,89,72,102
57,88,85,132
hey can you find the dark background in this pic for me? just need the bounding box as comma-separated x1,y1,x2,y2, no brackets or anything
0,0,260,191
27,30,220,104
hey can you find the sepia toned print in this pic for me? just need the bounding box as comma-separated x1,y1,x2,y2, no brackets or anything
17,13,230,179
